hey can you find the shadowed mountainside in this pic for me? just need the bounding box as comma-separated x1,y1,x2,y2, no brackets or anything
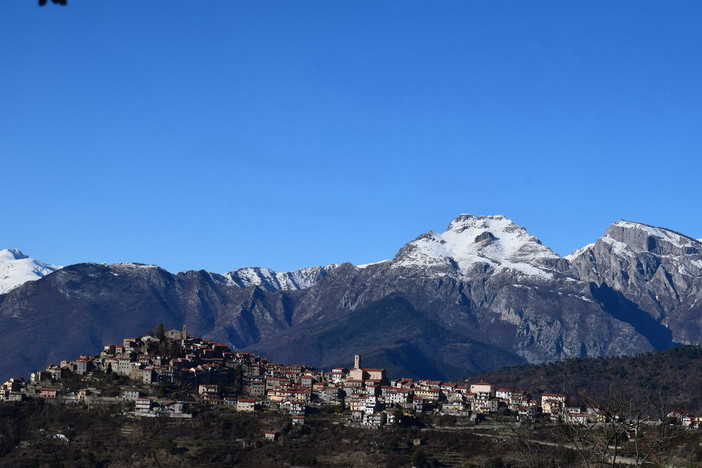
2,216,702,381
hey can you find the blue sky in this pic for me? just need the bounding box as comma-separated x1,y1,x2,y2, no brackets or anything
2,1,701,273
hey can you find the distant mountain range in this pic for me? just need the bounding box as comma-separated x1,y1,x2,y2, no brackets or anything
2,215,701,381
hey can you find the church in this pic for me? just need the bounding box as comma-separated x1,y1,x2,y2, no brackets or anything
347,354,387,384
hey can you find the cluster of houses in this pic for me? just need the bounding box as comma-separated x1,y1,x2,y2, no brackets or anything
667,410,702,429
0,378,25,402
1,328,694,429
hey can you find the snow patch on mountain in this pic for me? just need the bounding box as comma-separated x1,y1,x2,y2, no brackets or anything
613,221,700,249
568,222,702,263
0,249,62,294
565,243,595,262
570,220,702,281
392,215,564,279
600,236,636,258
357,260,390,269
225,264,339,292
112,262,161,270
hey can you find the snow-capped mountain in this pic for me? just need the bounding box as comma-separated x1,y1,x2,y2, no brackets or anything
569,220,702,292
224,264,339,292
1,215,702,382
0,249,61,294
568,220,702,346
393,214,568,279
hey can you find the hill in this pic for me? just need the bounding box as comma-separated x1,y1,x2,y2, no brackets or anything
473,346,702,413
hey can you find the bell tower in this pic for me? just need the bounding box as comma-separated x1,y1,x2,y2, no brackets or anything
354,354,362,369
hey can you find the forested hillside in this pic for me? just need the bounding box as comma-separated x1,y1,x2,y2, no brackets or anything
474,346,702,413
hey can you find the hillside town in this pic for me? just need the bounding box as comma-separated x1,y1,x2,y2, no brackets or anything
1,327,697,432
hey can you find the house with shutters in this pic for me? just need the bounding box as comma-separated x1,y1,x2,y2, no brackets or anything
236,398,257,412
541,394,568,417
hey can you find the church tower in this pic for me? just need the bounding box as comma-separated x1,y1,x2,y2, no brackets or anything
354,354,362,370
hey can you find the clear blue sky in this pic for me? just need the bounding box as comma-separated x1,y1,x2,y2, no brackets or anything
2,1,701,273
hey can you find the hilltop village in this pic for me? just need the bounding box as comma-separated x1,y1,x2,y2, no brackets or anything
1,328,699,431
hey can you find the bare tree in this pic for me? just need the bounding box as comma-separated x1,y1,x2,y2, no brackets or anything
507,420,552,468
557,380,686,467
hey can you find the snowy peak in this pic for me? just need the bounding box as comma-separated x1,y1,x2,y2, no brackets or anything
606,221,701,254
565,243,595,262
225,264,339,292
0,249,62,295
568,219,702,291
0,248,29,261
568,221,701,262
393,214,565,278
225,266,278,289
446,215,559,263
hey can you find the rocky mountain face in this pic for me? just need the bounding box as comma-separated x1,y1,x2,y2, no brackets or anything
568,221,702,348
1,215,701,382
223,264,339,292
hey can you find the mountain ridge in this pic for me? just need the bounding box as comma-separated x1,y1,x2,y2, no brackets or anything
1,215,700,382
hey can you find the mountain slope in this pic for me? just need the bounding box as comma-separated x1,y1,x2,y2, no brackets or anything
569,220,702,346
2,215,701,382
224,264,339,292
247,294,528,380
